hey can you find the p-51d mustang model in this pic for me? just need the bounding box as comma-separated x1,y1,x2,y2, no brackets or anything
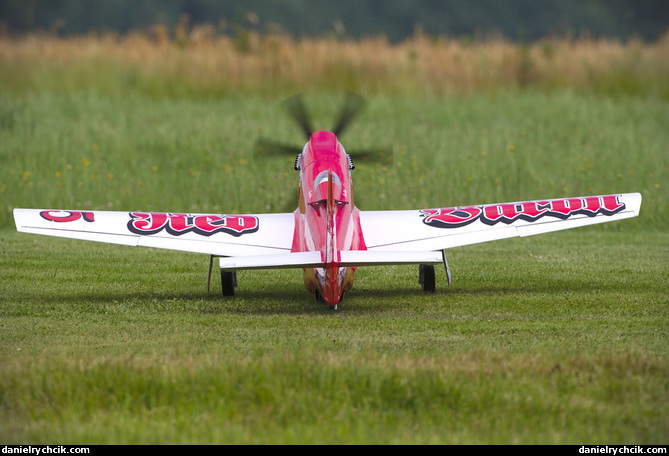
14,94,641,309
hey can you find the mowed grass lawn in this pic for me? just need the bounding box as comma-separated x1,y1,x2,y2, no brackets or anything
1,71,667,442
1,229,667,444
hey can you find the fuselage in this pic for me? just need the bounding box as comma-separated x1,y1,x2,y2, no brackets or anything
290,131,366,308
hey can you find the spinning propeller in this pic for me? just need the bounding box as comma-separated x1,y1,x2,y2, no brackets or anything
254,91,392,166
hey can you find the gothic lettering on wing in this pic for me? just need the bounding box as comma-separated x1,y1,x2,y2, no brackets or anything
127,212,259,237
420,195,625,228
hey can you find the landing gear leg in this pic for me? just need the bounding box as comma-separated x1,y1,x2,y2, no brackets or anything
207,255,217,294
442,250,452,287
419,264,436,293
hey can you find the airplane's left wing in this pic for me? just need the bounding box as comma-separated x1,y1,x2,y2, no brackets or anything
359,193,641,252
13,209,295,256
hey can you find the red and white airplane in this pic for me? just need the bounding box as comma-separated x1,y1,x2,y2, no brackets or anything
13,94,641,309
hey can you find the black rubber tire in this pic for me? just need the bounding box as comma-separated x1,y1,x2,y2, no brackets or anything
419,264,436,293
221,271,237,297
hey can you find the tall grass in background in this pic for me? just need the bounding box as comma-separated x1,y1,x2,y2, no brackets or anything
1,26,668,98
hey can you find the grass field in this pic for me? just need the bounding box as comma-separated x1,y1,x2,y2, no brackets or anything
0,33,668,444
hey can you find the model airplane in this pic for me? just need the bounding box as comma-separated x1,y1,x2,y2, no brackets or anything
13,93,642,309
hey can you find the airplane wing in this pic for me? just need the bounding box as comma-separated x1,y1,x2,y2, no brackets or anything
13,209,295,257
13,193,641,270
359,193,642,252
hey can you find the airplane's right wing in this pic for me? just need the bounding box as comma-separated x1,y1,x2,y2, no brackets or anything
359,193,641,252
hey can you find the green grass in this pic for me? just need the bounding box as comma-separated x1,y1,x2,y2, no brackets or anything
1,230,667,444
1,76,667,443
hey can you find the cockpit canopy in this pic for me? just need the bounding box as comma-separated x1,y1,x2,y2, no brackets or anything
313,170,343,202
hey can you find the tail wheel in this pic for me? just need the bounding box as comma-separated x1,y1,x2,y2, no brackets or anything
419,264,436,293
221,271,237,297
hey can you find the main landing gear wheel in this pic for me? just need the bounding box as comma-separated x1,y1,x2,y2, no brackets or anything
419,264,436,293
221,270,237,297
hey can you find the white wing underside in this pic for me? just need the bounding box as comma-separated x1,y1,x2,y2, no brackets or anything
14,193,641,270
360,193,642,252
13,210,295,257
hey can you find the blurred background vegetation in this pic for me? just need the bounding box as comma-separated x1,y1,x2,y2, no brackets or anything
1,0,667,43
1,1,668,100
